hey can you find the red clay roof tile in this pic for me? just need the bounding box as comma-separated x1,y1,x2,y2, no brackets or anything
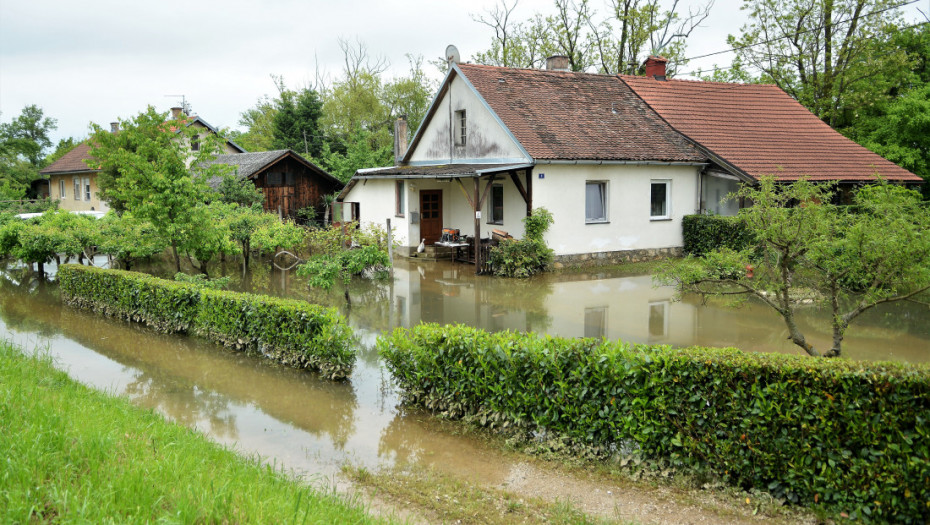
39,142,98,175
456,63,706,163
619,76,921,182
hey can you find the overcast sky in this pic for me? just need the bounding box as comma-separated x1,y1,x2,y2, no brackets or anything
0,0,924,146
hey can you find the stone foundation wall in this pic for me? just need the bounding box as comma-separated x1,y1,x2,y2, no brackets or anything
551,247,682,269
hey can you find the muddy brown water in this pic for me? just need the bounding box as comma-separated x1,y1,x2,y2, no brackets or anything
2,257,928,492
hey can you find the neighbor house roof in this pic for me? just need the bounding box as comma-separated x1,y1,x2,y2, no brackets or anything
438,63,707,164
206,149,342,188
620,76,922,182
39,143,98,175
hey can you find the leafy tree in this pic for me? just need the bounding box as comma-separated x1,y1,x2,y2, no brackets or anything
88,106,232,272
95,212,167,271
0,105,57,167
216,203,304,269
272,82,325,157
656,178,930,358
317,127,392,183
727,0,911,128
45,137,81,166
855,83,930,189
210,171,264,208
233,95,277,152
381,55,435,134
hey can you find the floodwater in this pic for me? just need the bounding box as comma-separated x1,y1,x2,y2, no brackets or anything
1,256,928,486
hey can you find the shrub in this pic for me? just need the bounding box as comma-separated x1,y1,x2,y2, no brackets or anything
58,265,355,379
378,323,930,523
682,214,755,256
489,208,554,278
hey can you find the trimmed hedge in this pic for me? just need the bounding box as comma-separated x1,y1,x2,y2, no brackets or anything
682,214,755,256
57,265,354,380
378,324,930,523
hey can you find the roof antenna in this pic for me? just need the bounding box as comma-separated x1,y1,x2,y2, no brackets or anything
164,94,193,116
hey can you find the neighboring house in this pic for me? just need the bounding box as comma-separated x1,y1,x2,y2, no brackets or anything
40,108,245,213
207,149,343,220
333,56,923,269
39,143,107,213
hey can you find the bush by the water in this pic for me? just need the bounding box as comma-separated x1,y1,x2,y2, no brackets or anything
58,265,354,379
489,208,554,278
682,214,755,256
378,324,930,523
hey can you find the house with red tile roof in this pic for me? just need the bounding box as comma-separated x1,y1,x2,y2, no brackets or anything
39,109,245,213
337,56,921,270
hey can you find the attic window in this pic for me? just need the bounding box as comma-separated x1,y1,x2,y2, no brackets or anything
191,135,200,151
454,110,466,146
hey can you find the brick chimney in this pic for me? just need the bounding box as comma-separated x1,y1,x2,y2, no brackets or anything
546,55,570,71
394,116,408,163
110,122,119,133
170,106,183,118
643,56,668,80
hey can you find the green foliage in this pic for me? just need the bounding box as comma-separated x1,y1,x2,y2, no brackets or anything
272,84,324,157
297,223,392,303
0,340,382,524
681,214,755,256
232,95,277,152
378,323,930,523
89,106,233,271
657,178,930,357
855,83,930,189
317,127,392,183
95,212,167,270
58,265,355,379
0,104,57,168
489,208,554,278
211,171,264,208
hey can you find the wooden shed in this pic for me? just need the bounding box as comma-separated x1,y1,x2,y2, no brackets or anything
209,149,343,220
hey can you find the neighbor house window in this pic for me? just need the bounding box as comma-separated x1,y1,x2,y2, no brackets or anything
650,180,670,219
83,177,91,201
585,181,607,223
488,184,503,224
284,172,295,186
395,180,405,216
454,110,466,146
73,177,80,200
59,179,66,199
191,135,200,151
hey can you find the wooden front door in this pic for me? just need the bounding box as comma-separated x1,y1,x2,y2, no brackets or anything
419,190,443,245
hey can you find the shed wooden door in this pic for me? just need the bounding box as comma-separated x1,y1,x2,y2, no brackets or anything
419,190,442,245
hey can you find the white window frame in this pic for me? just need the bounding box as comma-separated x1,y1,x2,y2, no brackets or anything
59,179,66,200
487,183,504,225
454,110,466,146
585,181,608,224
83,177,91,201
650,179,671,220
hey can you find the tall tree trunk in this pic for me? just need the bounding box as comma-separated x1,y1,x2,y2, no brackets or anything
171,242,181,273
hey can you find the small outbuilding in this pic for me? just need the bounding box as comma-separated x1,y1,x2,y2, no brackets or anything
209,149,343,220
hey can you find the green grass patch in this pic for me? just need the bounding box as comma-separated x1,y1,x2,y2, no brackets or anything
0,339,384,524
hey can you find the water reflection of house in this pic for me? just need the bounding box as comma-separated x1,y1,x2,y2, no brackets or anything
338,55,922,272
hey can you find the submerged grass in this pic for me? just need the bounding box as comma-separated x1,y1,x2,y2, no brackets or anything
0,339,386,524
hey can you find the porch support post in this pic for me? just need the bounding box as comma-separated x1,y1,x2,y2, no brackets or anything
526,169,533,216
473,177,481,273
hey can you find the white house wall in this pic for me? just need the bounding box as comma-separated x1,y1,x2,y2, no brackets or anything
409,73,527,164
535,163,700,255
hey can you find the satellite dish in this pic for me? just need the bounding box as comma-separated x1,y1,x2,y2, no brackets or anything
445,45,461,65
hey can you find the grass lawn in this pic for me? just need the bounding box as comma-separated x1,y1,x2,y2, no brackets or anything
0,339,387,524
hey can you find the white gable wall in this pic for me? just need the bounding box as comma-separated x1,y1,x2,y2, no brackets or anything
409,72,527,164
535,163,700,255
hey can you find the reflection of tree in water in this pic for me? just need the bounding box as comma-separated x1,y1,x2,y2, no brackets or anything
0,268,61,337
376,409,427,465
123,372,240,440
476,277,554,333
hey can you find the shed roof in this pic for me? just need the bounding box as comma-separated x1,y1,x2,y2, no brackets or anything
620,76,921,182
207,149,342,188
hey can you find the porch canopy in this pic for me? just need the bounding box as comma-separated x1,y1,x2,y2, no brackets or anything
341,162,535,271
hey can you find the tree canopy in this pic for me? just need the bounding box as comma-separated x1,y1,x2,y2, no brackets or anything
656,178,930,358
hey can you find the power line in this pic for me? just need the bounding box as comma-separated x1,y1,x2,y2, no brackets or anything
684,0,923,63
